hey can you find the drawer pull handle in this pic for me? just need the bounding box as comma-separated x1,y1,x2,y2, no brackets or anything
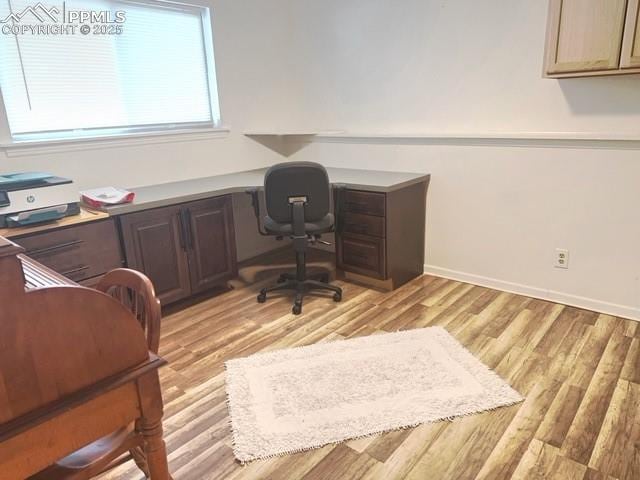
28,239,84,257
345,223,369,233
60,265,90,277
178,208,193,251
346,202,368,209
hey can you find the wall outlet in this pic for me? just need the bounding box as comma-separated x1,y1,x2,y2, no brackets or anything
555,248,569,269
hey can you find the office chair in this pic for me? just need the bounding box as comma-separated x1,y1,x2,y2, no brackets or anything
246,162,343,315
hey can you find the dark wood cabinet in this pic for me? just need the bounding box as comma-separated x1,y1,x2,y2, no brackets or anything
119,195,237,305
14,219,124,285
336,180,429,290
120,205,192,305
186,197,238,294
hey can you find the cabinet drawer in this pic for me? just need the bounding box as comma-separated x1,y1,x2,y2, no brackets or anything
342,212,385,237
342,190,385,217
16,220,123,282
337,233,386,279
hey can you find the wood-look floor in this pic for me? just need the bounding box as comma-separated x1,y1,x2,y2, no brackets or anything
102,252,640,480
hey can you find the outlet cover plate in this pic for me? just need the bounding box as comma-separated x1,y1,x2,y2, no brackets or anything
555,248,569,269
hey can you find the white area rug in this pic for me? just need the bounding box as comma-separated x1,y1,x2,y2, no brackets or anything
225,326,523,463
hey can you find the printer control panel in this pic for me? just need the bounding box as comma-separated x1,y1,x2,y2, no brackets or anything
0,192,9,208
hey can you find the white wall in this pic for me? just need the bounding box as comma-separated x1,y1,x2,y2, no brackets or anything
284,0,640,319
287,0,640,134
0,0,297,260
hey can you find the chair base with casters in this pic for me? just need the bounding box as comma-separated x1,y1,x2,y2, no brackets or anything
257,249,342,315
247,161,344,315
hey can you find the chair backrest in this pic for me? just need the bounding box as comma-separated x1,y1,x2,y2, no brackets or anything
264,162,330,223
96,268,162,354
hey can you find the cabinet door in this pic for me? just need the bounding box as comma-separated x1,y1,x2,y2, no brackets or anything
621,0,640,67
120,205,191,305
545,0,628,74
185,196,237,294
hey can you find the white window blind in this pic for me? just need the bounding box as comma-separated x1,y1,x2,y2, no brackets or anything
0,0,221,140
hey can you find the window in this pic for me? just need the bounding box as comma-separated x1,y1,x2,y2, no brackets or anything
0,0,221,142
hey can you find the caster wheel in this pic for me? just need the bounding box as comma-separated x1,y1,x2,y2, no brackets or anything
333,292,342,302
257,291,267,303
292,303,302,315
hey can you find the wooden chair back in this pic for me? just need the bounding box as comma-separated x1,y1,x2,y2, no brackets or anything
96,268,162,354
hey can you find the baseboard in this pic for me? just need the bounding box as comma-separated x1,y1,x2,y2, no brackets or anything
423,264,640,322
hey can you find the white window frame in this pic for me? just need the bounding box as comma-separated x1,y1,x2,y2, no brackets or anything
0,0,226,152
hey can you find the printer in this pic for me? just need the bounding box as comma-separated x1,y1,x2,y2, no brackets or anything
0,172,80,228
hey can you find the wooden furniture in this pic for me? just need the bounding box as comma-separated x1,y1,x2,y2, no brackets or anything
335,179,429,290
28,268,165,479
0,236,171,479
118,204,191,305
21,253,72,289
544,0,640,77
9,218,124,287
119,195,237,305
96,268,162,354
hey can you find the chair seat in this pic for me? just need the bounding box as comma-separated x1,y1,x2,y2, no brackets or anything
264,213,334,235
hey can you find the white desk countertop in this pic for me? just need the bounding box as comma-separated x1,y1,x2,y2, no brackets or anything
104,167,430,215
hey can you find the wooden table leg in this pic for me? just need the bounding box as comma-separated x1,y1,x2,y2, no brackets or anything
137,372,172,480
141,418,171,480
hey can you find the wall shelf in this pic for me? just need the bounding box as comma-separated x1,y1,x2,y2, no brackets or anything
243,131,343,156
245,131,640,150
244,130,344,137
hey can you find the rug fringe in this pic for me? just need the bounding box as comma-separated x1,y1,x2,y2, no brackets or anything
230,394,524,464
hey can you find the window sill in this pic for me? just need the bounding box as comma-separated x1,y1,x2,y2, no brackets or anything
0,127,230,157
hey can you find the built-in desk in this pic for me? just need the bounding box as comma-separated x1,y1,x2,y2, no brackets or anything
103,167,430,215
5,167,430,304
105,167,430,300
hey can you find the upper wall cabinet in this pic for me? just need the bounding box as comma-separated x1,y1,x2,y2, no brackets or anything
544,0,640,77
621,0,640,67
